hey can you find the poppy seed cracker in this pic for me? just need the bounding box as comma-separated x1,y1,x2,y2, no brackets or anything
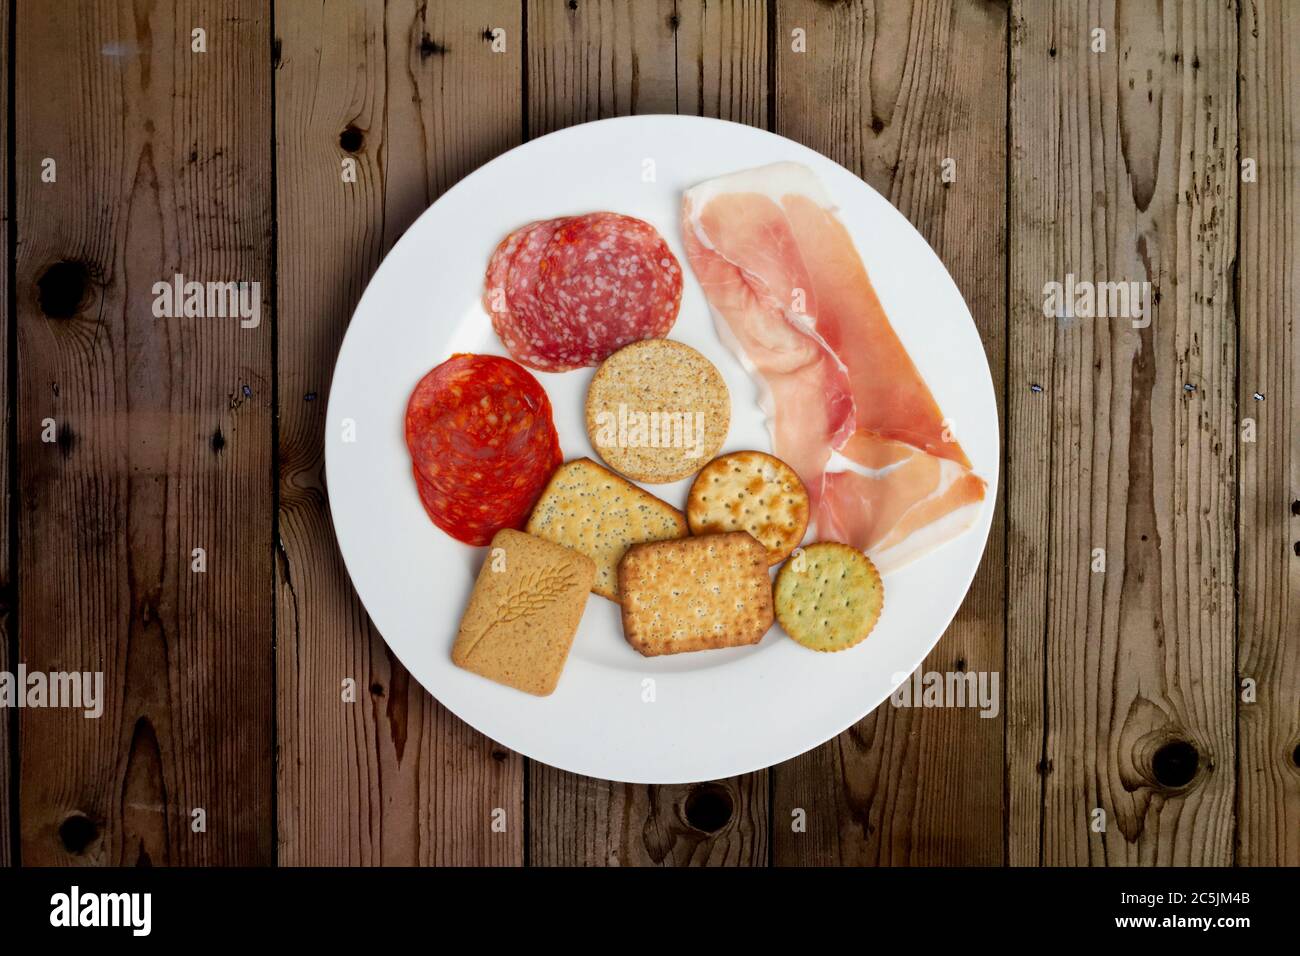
526,458,687,602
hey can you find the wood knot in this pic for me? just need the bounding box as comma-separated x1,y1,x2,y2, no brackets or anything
339,125,365,154
59,813,99,855
682,783,734,833
1148,738,1201,791
419,34,448,58
37,260,90,318
1292,741,1300,770
56,422,76,458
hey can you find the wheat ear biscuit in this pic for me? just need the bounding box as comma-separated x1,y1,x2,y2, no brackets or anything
452,529,595,695
585,339,729,483
773,542,883,652
618,531,773,657
526,458,687,602
687,450,810,564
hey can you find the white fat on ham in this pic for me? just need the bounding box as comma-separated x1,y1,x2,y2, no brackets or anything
682,162,986,573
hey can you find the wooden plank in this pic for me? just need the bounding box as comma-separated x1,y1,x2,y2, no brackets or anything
531,772,767,866
1236,0,1299,867
770,0,1007,865
526,0,770,867
275,0,526,866
0,0,11,869
526,0,677,137
1008,1,1237,865
13,0,274,864
675,0,767,121
1004,0,1052,869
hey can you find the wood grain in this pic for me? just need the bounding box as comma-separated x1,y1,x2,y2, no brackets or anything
530,772,767,866
526,0,771,867
1004,0,1050,867
1008,0,1238,865
675,0,767,121
770,0,1007,866
1236,0,1300,867
274,0,525,866
0,0,11,869
526,0,677,137
14,0,274,864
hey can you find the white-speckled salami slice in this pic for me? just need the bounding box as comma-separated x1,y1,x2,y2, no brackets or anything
484,213,683,372
483,219,570,371
500,217,580,371
482,222,530,317
535,214,682,367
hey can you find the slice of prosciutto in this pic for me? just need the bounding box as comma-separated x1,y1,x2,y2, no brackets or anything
681,162,986,572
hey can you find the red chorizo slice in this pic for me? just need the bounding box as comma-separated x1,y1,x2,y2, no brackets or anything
411,467,502,548
404,353,562,545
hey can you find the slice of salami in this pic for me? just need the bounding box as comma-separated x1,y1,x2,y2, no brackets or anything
500,217,579,372
536,214,682,365
484,212,682,372
482,222,529,322
404,353,562,545
484,219,561,369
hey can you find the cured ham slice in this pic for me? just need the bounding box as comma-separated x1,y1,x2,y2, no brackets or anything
820,434,987,572
682,162,986,572
678,218,855,510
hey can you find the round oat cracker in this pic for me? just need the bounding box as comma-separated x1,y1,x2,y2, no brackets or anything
585,339,729,483
686,450,809,564
774,542,884,652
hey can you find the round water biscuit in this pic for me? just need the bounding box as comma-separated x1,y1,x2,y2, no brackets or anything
773,542,883,652
585,339,729,484
686,451,809,564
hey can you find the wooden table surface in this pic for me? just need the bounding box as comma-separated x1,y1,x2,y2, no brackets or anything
1,0,1295,867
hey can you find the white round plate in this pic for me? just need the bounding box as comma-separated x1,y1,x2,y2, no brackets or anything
326,115,998,784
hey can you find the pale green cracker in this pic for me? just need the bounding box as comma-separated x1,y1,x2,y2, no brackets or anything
774,542,883,652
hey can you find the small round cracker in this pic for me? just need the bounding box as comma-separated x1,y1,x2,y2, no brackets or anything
585,339,729,484
686,451,809,564
774,543,883,652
